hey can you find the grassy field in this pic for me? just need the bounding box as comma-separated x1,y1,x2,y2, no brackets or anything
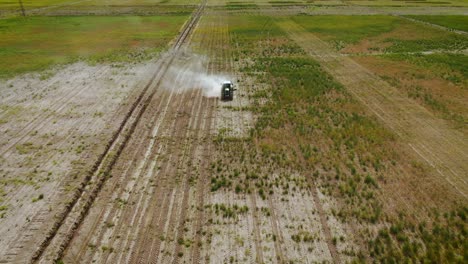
293,15,398,44
0,0,198,17
0,15,187,78
292,15,468,52
225,1,259,9
407,15,468,31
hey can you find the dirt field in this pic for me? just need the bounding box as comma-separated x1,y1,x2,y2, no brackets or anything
0,59,161,262
0,0,467,263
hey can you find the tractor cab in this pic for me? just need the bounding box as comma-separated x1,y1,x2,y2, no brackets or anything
220,81,236,101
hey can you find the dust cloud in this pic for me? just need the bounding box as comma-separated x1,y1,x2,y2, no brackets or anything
160,50,232,98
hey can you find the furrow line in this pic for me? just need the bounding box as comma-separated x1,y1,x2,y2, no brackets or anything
189,17,218,264
66,85,172,263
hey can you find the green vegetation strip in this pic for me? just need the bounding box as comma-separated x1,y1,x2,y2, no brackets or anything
0,15,188,78
0,0,73,10
406,15,468,32
292,15,468,52
226,1,258,9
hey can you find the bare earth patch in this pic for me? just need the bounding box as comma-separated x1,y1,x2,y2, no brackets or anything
0,59,161,262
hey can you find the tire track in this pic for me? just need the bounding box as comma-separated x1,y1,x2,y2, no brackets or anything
152,89,202,264
129,87,196,263
189,17,218,264
170,74,216,264
99,38,207,264
216,16,265,263
64,80,174,263
190,102,215,264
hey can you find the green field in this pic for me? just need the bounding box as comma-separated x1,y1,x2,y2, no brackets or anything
355,0,468,6
292,15,468,52
74,0,201,6
407,15,468,31
225,1,258,9
0,0,72,9
0,15,187,78
0,0,199,9
0,0,198,17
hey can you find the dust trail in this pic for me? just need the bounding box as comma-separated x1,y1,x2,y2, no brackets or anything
160,50,232,97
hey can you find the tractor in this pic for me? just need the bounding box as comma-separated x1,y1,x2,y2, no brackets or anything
220,81,236,101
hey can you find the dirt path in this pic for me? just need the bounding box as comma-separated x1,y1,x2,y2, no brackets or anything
279,20,468,199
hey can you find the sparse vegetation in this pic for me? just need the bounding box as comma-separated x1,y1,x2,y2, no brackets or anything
220,13,467,262
0,2,466,263
32,194,44,203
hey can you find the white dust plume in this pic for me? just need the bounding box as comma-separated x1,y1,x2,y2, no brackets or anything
160,51,232,98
